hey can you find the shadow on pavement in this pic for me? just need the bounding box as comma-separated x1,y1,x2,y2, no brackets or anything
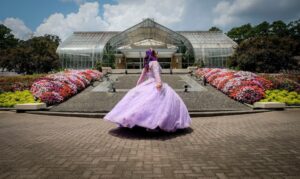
108,126,193,140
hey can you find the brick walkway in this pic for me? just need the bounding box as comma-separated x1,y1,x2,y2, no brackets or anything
0,110,299,178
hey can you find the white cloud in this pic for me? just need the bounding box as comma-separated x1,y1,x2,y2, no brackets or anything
35,2,108,40
213,0,300,28
33,0,300,39
35,0,186,40
1,17,32,40
213,0,260,26
2,0,300,42
103,0,186,30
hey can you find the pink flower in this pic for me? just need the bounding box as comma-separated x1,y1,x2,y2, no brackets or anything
30,69,103,105
197,68,272,104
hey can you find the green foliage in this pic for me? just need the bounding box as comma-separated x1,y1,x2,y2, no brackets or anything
0,24,61,74
209,27,222,32
226,23,253,44
228,36,299,73
226,19,300,73
94,61,102,72
102,53,115,69
0,90,40,107
0,24,19,71
288,19,300,40
260,89,300,105
252,21,270,36
24,35,61,74
270,20,289,37
0,24,19,49
227,19,300,44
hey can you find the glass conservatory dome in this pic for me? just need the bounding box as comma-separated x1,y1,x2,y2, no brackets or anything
57,18,237,69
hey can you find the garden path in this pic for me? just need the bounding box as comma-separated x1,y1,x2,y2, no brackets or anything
50,74,251,113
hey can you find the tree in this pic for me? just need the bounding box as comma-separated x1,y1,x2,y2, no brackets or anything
0,25,61,74
270,21,289,37
270,20,289,37
252,21,270,37
209,27,222,32
24,35,61,73
10,46,34,74
0,25,19,71
288,19,300,39
0,24,18,49
288,19,300,53
94,61,102,72
228,36,299,73
227,19,300,44
226,23,253,44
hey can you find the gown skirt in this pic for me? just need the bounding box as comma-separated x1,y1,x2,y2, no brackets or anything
104,78,191,132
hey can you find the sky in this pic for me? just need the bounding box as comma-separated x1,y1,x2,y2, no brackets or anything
0,0,299,41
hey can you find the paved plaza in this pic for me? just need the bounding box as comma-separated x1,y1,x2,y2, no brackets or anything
0,109,300,178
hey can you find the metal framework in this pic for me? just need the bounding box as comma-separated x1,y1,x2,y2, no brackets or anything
105,18,194,55
179,31,237,67
56,31,118,69
57,18,237,69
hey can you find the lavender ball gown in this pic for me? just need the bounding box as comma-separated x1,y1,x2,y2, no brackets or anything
104,61,191,132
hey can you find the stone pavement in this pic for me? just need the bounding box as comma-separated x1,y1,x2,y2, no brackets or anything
0,110,300,178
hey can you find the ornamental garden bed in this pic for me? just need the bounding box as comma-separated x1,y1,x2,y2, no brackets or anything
0,74,46,93
0,70,103,108
195,68,300,107
0,90,39,108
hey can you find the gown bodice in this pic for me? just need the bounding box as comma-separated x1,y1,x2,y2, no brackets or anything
137,61,162,85
146,61,162,79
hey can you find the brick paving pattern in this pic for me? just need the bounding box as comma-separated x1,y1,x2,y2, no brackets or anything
0,110,300,178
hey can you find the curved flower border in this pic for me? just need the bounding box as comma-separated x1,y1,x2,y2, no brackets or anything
195,68,273,104
31,70,102,105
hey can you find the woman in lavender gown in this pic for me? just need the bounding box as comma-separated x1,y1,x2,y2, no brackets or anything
104,49,191,132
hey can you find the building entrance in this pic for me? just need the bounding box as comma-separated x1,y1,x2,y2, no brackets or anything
125,58,171,69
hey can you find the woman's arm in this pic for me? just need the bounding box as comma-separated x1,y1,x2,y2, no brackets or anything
136,68,147,86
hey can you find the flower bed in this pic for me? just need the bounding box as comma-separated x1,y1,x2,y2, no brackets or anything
195,68,273,104
260,74,300,93
30,70,102,105
0,74,46,92
260,90,300,105
0,90,39,107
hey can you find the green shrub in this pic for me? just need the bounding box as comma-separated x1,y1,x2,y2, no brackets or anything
0,90,40,107
260,89,300,105
94,61,102,72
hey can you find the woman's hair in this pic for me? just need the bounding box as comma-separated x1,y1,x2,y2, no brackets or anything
143,49,157,71
151,50,157,58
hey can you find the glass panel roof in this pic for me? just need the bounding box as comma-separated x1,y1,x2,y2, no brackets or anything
105,19,194,56
117,39,177,50
57,19,237,62
179,31,237,60
56,31,118,54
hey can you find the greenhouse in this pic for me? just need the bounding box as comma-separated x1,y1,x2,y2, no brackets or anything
57,18,237,69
